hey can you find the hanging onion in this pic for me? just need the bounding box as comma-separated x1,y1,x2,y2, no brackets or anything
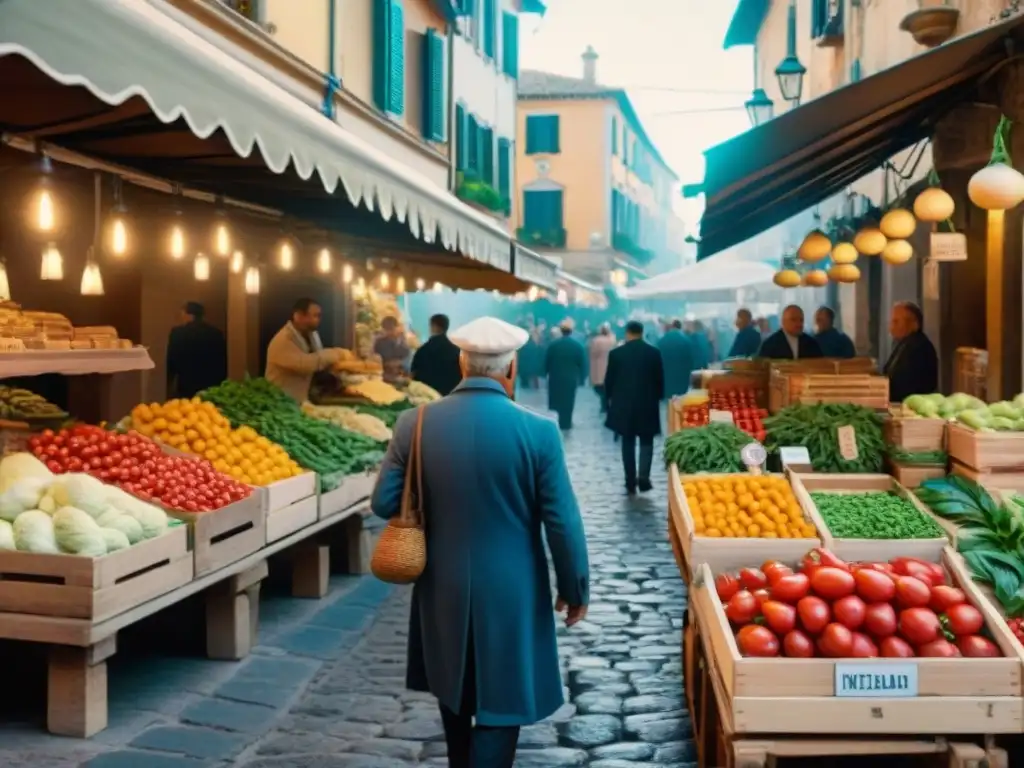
913,187,955,222
828,263,861,283
773,269,802,288
968,163,1024,211
881,239,913,265
879,208,917,239
797,230,832,263
803,269,828,287
831,242,858,264
853,227,887,255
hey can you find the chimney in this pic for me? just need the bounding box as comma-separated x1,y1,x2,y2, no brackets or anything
582,45,598,84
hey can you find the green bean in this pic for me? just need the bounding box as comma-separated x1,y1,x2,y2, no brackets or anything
810,491,944,539
663,424,754,474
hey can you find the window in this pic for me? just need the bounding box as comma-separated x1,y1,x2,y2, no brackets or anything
611,116,618,155
467,114,480,172
481,126,494,184
497,138,512,201
455,104,467,169
523,189,564,232
501,12,519,78
422,29,446,141
622,129,630,164
373,0,405,116
483,0,498,59
525,115,560,154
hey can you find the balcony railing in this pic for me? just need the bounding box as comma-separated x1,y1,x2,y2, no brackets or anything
516,227,567,249
613,232,655,264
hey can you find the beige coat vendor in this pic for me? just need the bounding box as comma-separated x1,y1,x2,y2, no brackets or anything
265,298,345,402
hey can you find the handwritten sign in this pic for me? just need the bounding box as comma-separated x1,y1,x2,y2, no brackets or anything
835,663,918,698
780,446,812,466
837,425,859,461
929,232,967,263
709,410,735,424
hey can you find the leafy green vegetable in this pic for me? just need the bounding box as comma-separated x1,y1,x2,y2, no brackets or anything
810,491,944,540
763,403,885,473
887,446,948,466
663,424,754,474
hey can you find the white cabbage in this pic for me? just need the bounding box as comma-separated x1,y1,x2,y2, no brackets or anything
36,491,57,514
105,487,167,539
96,508,143,544
0,477,49,522
0,452,53,490
52,506,106,557
100,527,131,554
13,509,59,553
50,474,109,518
0,519,14,550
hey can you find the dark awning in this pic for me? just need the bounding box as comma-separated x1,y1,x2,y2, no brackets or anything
698,12,1024,260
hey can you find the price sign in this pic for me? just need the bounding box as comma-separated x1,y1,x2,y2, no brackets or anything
834,663,918,698
740,442,767,474
709,410,735,424
780,446,812,467
837,425,859,461
929,232,967,262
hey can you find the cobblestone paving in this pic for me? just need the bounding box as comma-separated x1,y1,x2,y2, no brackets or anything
0,389,691,767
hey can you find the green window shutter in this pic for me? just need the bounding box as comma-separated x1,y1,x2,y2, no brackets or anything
611,116,618,155
455,104,467,169
546,115,560,152
387,0,405,115
482,127,494,184
372,0,391,111
525,115,540,154
523,190,563,231
501,12,518,78
497,137,512,201
467,114,479,173
526,115,560,154
483,0,496,58
422,29,446,141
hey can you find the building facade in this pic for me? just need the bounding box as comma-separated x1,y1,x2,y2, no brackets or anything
515,48,684,285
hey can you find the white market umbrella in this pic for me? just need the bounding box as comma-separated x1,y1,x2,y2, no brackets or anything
622,259,779,302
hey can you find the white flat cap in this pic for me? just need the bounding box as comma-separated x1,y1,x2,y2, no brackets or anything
450,316,529,355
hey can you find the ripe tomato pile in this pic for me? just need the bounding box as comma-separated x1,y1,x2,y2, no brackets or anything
709,385,767,442
715,548,1001,659
682,403,709,428
1006,618,1024,646
29,425,251,513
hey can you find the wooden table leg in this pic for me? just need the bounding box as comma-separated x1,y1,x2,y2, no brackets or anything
47,635,117,738
206,560,268,660
292,538,330,599
343,514,372,575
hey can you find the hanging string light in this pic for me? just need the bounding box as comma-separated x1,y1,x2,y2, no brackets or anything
341,263,354,284
80,247,104,296
277,238,295,271
527,285,539,301
433,282,443,293
353,277,367,299
213,199,231,257
168,188,186,259
316,247,332,274
379,271,390,290
415,278,426,291
194,253,210,281
244,266,261,295
107,177,130,257
230,250,245,274
396,276,406,294
40,242,63,281
0,259,10,301
33,154,56,233
79,173,105,295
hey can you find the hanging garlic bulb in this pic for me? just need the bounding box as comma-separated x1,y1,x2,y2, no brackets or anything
194,253,210,281
244,266,260,295
40,242,63,281
230,250,245,274
317,247,332,274
80,260,104,296
0,261,10,301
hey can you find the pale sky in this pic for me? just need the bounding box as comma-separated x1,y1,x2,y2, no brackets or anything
520,0,752,231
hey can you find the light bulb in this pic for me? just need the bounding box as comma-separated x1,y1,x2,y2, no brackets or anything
37,189,54,232
433,282,443,293
341,264,354,284
528,286,539,301
244,266,260,295
316,247,332,274
214,221,231,256
194,253,210,281
40,243,63,281
279,242,294,270
230,250,244,274
111,217,128,256
169,224,186,260
415,278,426,291
0,262,9,301
380,272,390,290
396,276,406,294
80,261,104,296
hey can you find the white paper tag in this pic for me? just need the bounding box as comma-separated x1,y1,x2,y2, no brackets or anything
837,425,858,461
929,232,967,262
780,446,811,466
834,663,918,698
709,410,734,424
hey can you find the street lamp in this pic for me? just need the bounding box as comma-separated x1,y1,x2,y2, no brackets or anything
744,88,774,127
775,0,806,104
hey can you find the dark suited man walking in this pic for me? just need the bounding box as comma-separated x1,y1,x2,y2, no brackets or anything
605,320,664,495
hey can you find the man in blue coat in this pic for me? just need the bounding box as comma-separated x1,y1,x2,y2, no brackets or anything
545,322,586,430
728,308,763,358
813,306,856,358
657,319,693,398
372,316,590,767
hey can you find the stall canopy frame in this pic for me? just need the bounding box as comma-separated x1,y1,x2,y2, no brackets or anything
697,12,1024,261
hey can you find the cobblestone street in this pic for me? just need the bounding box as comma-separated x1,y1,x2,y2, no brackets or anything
0,389,691,767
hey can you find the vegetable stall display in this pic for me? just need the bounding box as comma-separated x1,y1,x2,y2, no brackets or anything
764,403,885,473
809,492,946,541
684,475,817,540
201,378,383,484
300,402,392,443
663,423,759,475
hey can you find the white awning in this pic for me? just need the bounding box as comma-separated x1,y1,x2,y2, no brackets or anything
623,258,777,301
0,0,511,271
512,244,559,291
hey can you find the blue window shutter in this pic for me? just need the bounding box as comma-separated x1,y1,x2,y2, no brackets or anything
525,115,539,154
483,0,496,58
497,137,511,200
422,29,445,141
501,12,518,78
467,115,479,172
549,190,564,230
547,115,560,152
523,190,562,231
372,0,391,111
622,132,629,165
455,104,467,169
482,127,494,184
611,116,618,155
387,0,405,116
525,115,559,154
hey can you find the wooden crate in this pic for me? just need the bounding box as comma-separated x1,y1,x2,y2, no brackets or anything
319,471,378,521
689,547,1023,735
790,473,950,563
0,525,191,620
170,491,265,576
266,495,318,544
885,415,947,453
948,423,1024,472
667,466,822,581
888,460,946,489
769,370,890,414
261,472,317,514
951,461,1024,494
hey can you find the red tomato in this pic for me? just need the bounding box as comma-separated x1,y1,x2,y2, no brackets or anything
854,568,896,603
894,576,932,608
903,561,942,587
715,573,740,602
736,625,780,657
850,632,879,658
752,588,771,611
810,567,856,600
760,600,797,635
782,629,815,658
929,585,966,613
739,568,769,591
725,591,758,625
942,604,984,636
862,602,897,638
797,595,831,634
801,548,848,577
761,561,793,585
917,638,960,657
817,623,854,657
832,595,867,630
899,607,941,645
769,573,810,604
880,635,916,658
891,557,945,585
957,635,1001,658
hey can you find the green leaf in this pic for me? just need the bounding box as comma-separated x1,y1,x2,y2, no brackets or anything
916,476,996,527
